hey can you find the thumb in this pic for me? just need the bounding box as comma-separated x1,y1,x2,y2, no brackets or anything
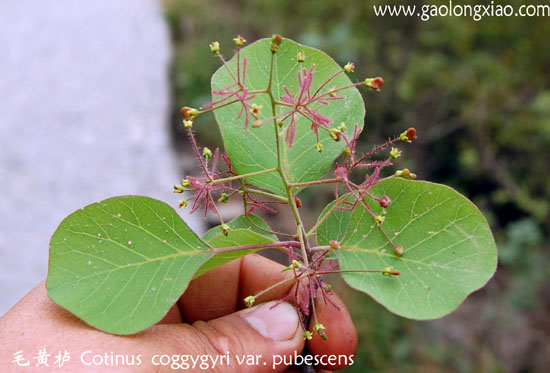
160,301,305,372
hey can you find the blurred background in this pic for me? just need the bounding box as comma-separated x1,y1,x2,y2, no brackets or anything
0,1,203,316
164,0,549,371
0,0,548,371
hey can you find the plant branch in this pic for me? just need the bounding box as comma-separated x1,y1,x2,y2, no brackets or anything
306,193,353,237
351,137,400,170
209,241,301,254
208,167,279,185
289,178,343,189
243,187,289,202
252,276,297,299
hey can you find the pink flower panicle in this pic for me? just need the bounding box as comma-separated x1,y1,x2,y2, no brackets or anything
280,65,345,146
185,148,231,218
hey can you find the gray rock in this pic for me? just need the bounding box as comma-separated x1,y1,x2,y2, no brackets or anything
0,0,201,315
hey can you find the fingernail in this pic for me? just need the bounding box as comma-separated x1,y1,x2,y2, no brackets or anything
242,301,299,341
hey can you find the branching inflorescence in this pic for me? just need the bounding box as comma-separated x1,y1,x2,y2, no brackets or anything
175,35,417,340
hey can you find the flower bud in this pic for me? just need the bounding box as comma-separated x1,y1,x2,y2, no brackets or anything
394,245,404,256
233,35,246,47
297,51,305,62
183,119,193,129
390,147,402,159
329,240,341,250
181,106,199,120
400,127,417,143
181,179,190,187
315,143,323,153
375,215,385,225
218,193,229,203
338,122,347,132
294,196,302,208
364,77,384,91
178,199,188,208
173,184,184,194
221,223,231,236
271,34,282,53
272,34,282,45
244,295,255,307
382,266,400,276
291,260,301,270
344,62,355,73
303,331,313,340
314,323,325,333
330,128,341,141
203,147,213,158
314,323,327,340
209,41,220,53
395,168,417,179
329,87,337,97
344,147,351,155
379,195,392,208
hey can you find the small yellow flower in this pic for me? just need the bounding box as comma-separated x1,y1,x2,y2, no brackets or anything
209,41,220,53
390,147,402,159
344,62,355,73
244,295,255,307
233,35,246,47
203,147,213,158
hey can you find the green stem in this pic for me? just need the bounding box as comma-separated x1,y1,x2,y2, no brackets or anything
306,193,353,237
289,178,343,189
266,52,310,266
208,167,278,185
252,276,297,299
243,187,289,202
198,98,240,115
347,184,398,249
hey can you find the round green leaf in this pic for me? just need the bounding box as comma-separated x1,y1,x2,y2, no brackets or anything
317,178,497,319
47,196,211,334
211,38,365,195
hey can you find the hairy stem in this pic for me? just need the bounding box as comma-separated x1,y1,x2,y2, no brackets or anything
289,178,343,189
208,167,278,185
242,187,289,202
351,137,400,170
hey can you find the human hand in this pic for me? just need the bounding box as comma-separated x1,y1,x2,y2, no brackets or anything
0,254,357,372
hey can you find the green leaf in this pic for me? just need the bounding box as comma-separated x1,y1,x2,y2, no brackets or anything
316,194,354,245
195,214,278,278
317,178,497,319
202,213,277,242
211,38,365,195
47,196,211,335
